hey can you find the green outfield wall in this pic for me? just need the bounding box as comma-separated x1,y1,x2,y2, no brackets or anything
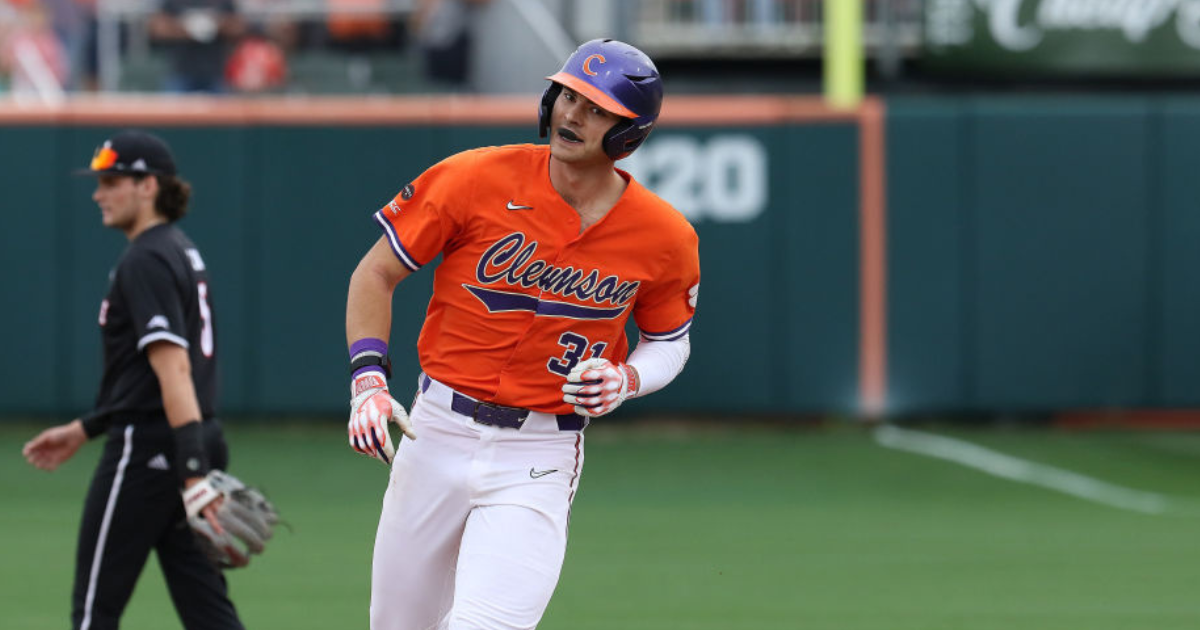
3,96,1198,418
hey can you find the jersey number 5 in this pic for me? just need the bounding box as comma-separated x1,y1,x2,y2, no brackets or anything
547,332,607,377
198,281,214,358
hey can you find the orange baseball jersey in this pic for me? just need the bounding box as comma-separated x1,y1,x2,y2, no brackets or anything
373,144,700,413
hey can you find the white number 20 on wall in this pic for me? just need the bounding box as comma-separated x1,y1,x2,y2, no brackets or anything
622,134,767,223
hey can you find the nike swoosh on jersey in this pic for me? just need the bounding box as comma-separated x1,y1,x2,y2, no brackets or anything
506,201,534,211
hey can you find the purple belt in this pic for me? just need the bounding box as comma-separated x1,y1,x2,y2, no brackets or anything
421,374,586,431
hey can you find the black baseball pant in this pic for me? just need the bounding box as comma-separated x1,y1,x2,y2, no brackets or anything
71,416,244,630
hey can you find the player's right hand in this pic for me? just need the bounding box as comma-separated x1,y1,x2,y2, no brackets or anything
23,419,87,471
348,371,415,465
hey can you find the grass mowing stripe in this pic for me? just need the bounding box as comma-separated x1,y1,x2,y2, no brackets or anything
873,425,1171,515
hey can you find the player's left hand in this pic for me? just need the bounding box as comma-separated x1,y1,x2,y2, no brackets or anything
182,470,280,569
562,358,639,417
184,476,226,536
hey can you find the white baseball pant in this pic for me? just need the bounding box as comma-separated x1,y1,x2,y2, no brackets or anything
370,375,586,630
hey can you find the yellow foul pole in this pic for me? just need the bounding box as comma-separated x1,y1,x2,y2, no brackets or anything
824,0,864,108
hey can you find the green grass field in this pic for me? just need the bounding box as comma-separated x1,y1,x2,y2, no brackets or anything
4,420,1200,629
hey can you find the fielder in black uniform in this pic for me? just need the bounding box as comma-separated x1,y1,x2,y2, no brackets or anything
23,130,245,630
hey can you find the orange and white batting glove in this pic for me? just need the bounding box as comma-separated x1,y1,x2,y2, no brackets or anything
562,358,639,417
349,371,415,465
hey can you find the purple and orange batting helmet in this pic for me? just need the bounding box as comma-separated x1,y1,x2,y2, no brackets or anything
539,39,663,161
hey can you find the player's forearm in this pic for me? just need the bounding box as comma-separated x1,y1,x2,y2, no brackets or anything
346,269,396,347
148,342,211,481
158,366,203,429
626,333,691,397
160,375,204,429
147,342,203,428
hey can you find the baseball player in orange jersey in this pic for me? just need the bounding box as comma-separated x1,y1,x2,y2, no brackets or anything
345,39,699,630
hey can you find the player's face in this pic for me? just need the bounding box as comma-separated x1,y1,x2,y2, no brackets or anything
549,87,622,165
92,175,151,231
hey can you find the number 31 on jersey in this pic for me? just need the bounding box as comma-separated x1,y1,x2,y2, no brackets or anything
547,332,607,376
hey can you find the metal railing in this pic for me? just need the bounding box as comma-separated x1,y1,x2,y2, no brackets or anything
94,0,417,91
632,0,924,57
77,0,926,94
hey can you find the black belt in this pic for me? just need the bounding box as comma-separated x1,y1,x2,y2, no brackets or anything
110,410,218,426
421,375,586,431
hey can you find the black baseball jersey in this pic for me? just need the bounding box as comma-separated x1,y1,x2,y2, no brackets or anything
91,223,218,420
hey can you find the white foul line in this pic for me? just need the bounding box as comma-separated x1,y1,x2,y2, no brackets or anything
873,425,1171,515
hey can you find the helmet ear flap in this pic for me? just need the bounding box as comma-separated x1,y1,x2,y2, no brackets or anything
538,83,564,138
603,119,650,161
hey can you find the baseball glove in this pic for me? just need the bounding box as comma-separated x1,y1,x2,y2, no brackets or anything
182,470,280,569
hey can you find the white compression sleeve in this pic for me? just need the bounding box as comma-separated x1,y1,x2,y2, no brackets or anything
627,333,691,397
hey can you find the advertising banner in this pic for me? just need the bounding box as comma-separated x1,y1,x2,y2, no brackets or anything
924,0,1200,75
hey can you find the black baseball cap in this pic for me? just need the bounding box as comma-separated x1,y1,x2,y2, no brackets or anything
75,130,177,177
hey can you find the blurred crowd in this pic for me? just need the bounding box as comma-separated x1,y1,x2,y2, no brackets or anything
0,0,490,97
0,0,859,99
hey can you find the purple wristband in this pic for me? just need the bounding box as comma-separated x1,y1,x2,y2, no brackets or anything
350,338,390,379
349,338,388,359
